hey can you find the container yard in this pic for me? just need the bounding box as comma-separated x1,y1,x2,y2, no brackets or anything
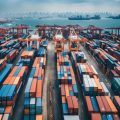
0,24,119,120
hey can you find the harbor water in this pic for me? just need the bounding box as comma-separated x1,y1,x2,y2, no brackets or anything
1,18,120,29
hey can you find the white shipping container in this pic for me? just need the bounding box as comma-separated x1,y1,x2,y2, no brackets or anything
83,75,89,91
2,114,9,120
91,65,98,75
64,115,79,120
100,82,110,96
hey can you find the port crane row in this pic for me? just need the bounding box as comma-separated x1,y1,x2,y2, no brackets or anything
53,28,87,52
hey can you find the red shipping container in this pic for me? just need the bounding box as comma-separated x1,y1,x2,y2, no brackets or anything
30,78,37,97
61,85,66,96
105,96,117,113
101,96,111,113
96,96,105,113
112,114,120,120
36,80,43,98
91,113,101,120
71,96,78,114
85,96,94,113
67,96,74,114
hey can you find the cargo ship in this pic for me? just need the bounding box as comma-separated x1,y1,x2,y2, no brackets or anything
90,15,101,20
68,15,101,20
108,14,120,19
0,19,12,24
68,15,90,20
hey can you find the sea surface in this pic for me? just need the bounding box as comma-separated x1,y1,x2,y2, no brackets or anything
0,18,120,30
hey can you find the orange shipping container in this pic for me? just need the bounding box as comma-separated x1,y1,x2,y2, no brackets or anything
65,85,70,97
91,113,101,120
105,96,117,113
67,96,74,114
13,77,21,88
29,51,34,57
33,58,39,67
5,106,12,114
61,85,65,96
3,77,12,85
34,68,39,78
96,96,105,113
72,96,78,114
18,66,28,77
36,115,43,120
94,76,102,93
9,66,18,77
30,78,37,97
8,77,16,84
42,69,45,79
85,96,94,112
62,96,66,104
38,68,42,78
101,96,111,113
68,85,72,91
0,115,2,120
36,80,43,98
24,109,29,114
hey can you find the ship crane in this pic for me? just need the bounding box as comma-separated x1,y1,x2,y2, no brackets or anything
53,28,65,52
68,28,80,51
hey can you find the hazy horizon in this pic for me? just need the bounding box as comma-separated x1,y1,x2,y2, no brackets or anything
0,0,120,14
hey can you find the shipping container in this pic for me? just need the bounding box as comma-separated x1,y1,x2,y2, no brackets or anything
56,52,79,116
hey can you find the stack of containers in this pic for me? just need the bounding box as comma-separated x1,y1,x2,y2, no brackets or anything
0,41,15,49
40,40,48,48
0,64,28,119
85,42,119,73
113,96,120,115
71,51,87,63
0,40,22,59
106,47,120,61
7,49,18,62
17,50,35,67
0,59,12,84
110,65,120,79
86,42,120,95
96,49,118,70
12,42,21,49
85,41,120,96
111,78,120,95
85,41,99,56
71,51,110,96
85,96,120,120
24,51,47,120
99,40,120,61
0,39,5,45
71,46,120,119
0,59,7,72
0,48,11,59
37,47,47,57
56,52,79,118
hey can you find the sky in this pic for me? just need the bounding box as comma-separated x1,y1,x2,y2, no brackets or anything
0,0,120,13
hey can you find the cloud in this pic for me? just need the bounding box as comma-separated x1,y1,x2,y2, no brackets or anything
0,0,120,13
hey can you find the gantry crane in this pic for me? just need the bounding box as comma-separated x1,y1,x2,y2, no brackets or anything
19,30,42,50
53,28,65,52
68,28,80,51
